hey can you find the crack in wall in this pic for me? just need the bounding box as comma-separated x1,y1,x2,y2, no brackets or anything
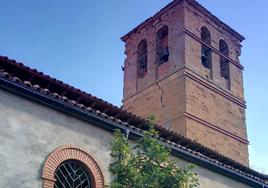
157,82,170,129
157,83,165,109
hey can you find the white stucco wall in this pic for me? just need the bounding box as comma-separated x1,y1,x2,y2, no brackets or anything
0,89,113,187
0,88,253,188
174,159,252,188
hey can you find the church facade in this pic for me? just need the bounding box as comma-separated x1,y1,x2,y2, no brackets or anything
0,0,267,188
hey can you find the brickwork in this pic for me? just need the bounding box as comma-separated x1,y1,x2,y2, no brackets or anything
185,77,247,140
42,146,104,188
124,70,187,134
184,2,244,99
123,3,185,99
186,117,249,165
122,0,249,165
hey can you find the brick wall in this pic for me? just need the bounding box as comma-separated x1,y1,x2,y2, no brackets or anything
123,3,185,99
124,70,187,135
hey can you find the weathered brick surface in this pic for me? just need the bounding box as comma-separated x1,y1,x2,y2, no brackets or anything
123,4,185,99
124,70,186,134
186,117,249,165
186,78,247,140
184,2,244,99
123,0,249,166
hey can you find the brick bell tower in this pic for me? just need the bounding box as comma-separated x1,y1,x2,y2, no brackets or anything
121,0,249,166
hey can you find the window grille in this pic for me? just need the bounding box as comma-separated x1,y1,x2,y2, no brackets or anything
54,160,92,188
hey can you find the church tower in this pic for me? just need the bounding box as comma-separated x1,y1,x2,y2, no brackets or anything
121,0,249,166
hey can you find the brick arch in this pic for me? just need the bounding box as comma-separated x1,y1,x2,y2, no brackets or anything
42,145,104,188
154,21,170,32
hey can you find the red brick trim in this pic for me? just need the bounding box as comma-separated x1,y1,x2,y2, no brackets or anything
42,146,104,188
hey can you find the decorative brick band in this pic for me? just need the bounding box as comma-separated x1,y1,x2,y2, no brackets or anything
184,112,249,144
42,146,104,188
123,67,246,109
184,70,246,108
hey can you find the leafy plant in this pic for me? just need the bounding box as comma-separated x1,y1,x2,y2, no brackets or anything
109,115,199,188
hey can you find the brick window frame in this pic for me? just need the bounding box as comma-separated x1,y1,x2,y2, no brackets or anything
200,26,212,79
156,25,169,65
137,39,148,78
42,146,104,188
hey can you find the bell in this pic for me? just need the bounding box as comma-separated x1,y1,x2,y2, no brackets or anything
202,53,207,62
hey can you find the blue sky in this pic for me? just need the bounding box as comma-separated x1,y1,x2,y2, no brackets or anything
0,0,267,173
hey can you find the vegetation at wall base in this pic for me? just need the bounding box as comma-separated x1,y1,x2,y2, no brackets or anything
109,115,199,188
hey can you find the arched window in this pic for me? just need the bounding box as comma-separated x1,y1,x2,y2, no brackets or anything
137,39,148,78
219,39,230,81
55,159,92,188
42,146,104,188
201,27,212,70
156,26,169,65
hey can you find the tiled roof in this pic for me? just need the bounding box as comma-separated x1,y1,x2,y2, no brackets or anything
121,0,245,42
0,55,267,184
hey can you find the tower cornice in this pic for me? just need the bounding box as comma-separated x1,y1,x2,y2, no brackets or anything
121,0,245,42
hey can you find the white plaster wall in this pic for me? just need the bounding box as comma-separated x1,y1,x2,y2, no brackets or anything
173,158,252,188
0,89,113,187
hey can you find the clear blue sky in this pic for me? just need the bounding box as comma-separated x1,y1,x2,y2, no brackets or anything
0,0,267,173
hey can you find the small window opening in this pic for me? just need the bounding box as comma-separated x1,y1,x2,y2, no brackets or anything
201,27,212,70
219,40,230,80
156,26,169,65
137,39,148,78
201,47,212,69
